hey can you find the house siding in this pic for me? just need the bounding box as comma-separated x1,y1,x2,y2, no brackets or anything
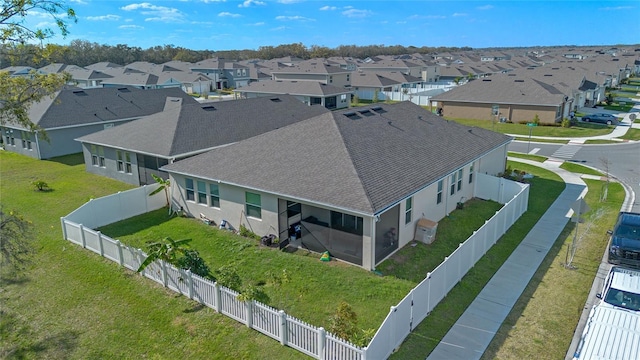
81,143,141,186
439,101,560,124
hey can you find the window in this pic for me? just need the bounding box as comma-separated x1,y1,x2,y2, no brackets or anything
405,197,413,224
340,94,347,103
450,173,457,195
185,178,195,201
209,183,220,208
236,69,241,76
437,180,443,204
346,74,350,82
329,75,333,83
245,192,261,219
197,181,207,204
116,151,124,172
8,131,14,146
457,169,463,191
125,152,132,173
91,145,99,166
98,146,105,167
469,164,474,184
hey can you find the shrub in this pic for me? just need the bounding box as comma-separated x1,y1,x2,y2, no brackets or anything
31,180,49,191
215,265,242,291
176,249,212,279
329,301,358,340
561,118,572,128
239,224,260,240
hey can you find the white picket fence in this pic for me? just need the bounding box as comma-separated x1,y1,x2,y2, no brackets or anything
60,176,528,360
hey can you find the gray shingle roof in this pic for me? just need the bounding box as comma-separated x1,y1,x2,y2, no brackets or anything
77,95,331,158
163,101,511,215
235,80,351,96
30,86,197,129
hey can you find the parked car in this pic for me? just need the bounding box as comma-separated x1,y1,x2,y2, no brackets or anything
581,113,619,125
608,212,640,268
597,266,640,312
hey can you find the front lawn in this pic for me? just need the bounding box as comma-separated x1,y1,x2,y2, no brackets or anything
507,152,548,162
449,118,614,137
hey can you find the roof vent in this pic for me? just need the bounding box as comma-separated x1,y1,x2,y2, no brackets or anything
270,98,282,102
508,73,516,76
544,74,552,76
202,106,216,111
73,90,88,96
344,112,361,120
514,79,525,82
482,79,491,82
117,87,131,92
359,109,375,117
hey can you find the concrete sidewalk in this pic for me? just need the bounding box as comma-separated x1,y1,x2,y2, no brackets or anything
427,159,587,360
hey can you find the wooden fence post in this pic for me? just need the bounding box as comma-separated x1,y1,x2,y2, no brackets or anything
186,270,193,300
279,310,287,346
137,248,145,276
116,240,124,266
214,282,222,312
161,261,168,287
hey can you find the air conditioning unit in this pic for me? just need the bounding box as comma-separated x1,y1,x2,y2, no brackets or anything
414,218,438,244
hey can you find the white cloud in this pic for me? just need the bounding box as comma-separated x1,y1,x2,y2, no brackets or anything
319,6,337,11
250,22,265,26
271,26,287,31
600,6,633,10
69,0,88,4
275,15,315,21
408,14,446,20
119,25,144,30
86,14,121,21
201,0,226,3
121,3,184,22
477,5,494,10
278,0,302,3
238,0,266,7
452,13,467,17
341,9,372,18
218,12,241,17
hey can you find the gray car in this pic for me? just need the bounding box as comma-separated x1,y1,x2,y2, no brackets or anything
582,113,619,125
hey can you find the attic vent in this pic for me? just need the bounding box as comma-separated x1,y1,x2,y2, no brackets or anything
544,74,553,76
117,87,131,92
551,67,560,70
359,109,375,117
344,112,361,120
202,106,216,111
482,79,491,82
73,90,88,96
270,98,282,102
514,79,525,82
371,106,386,114
508,73,516,76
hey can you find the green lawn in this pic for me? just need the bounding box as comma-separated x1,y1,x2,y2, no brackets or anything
0,152,307,359
513,137,569,144
507,152,548,162
449,118,614,137
559,162,603,176
620,128,640,141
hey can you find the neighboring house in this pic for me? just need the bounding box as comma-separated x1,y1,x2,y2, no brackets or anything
75,95,330,186
0,86,197,159
430,74,569,124
270,60,353,88
1,66,38,77
350,71,408,101
234,80,352,109
162,101,512,270
191,58,251,89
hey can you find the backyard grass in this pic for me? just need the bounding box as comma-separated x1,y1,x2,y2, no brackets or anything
559,162,604,176
449,118,614,137
483,178,624,360
0,152,308,359
583,139,621,144
390,161,566,359
513,137,569,144
507,151,548,162
97,209,414,332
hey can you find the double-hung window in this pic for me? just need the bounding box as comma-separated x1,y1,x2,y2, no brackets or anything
91,145,99,166
245,192,261,219
450,173,457,195
124,152,132,173
185,178,195,201
457,169,463,191
98,146,105,167
209,184,220,208
116,150,124,172
469,164,474,184
437,180,443,204
197,181,207,204
405,197,413,224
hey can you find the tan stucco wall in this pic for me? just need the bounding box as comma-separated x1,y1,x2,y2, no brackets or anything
438,101,561,124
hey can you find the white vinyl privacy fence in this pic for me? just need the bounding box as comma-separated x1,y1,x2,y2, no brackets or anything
61,176,528,360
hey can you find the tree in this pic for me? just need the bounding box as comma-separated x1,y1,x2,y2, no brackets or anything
149,174,170,208
1,0,77,133
136,237,191,273
0,206,35,275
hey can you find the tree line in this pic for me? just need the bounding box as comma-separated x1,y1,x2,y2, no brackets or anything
1,40,472,68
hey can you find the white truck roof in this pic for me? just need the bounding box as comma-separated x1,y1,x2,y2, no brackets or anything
573,305,640,360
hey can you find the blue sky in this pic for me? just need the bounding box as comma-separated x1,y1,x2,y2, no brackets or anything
31,0,639,50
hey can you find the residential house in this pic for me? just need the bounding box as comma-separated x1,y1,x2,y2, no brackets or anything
191,58,251,89
0,86,197,159
430,73,568,124
75,95,330,186
270,60,353,88
234,80,352,109
162,101,512,270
